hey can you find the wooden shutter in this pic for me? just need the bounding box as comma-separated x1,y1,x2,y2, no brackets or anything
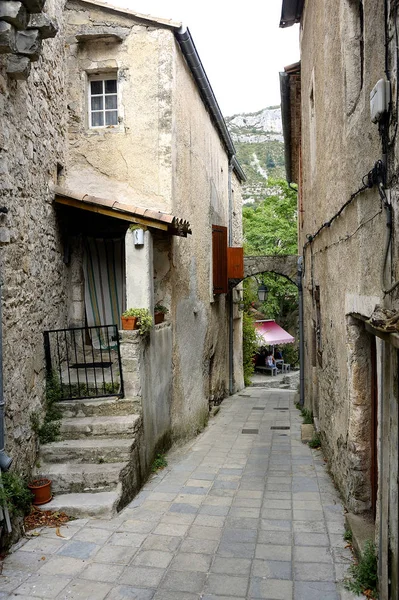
212,225,228,294
227,247,244,279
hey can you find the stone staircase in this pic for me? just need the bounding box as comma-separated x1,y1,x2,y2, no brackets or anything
35,396,143,518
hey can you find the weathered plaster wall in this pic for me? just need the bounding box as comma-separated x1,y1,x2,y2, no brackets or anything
0,0,68,473
169,38,237,438
64,0,174,211
120,325,172,467
299,1,398,595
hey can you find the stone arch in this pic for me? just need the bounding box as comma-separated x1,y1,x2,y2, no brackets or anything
244,255,299,285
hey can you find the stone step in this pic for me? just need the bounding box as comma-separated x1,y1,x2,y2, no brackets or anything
40,438,134,464
40,487,121,518
38,462,127,494
60,415,141,439
56,397,141,418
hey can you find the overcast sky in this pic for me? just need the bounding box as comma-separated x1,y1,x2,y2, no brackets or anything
103,0,300,117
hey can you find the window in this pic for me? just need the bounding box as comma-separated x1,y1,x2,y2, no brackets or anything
89,77,118,128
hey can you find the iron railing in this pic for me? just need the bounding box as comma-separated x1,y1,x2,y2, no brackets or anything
43,324,124,401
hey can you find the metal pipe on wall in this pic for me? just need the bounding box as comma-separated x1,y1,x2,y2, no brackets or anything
297,256,305,407
228,162,234,395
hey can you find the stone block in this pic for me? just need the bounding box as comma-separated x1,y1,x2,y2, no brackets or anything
15,28,41,61
0,21,16,54
6,54,31,80
0,227,11,244
301,423,315,443
0,1,28,30
21,0,45,12
28,13,57,39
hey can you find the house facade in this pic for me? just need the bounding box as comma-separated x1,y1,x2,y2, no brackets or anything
0,0,244,525
280,1,399,597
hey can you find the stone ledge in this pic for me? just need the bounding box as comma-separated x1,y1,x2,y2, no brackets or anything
345,512,375,558
301,423,315,443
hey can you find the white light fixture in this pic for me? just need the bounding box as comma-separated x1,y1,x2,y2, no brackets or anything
257,283,268,302
134,228,144,246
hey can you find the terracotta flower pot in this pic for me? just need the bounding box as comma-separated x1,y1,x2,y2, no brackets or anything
121,316,138,330
28,478,52,505
154,312,165,325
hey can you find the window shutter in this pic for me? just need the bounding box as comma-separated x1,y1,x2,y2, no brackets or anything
212,225,228,294
227,247,244,279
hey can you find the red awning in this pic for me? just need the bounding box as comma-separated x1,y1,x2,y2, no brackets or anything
254,320,295,345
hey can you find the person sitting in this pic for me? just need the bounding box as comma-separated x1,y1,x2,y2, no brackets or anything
275,347,283,360
265,352,276,367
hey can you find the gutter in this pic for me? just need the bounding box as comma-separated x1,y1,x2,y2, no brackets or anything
280,0,305,28
175,26,246,183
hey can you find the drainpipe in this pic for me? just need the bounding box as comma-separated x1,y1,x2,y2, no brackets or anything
228,161,234,395
297,256,305,407
0,279,11,473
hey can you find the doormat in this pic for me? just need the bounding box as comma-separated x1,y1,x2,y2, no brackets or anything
270,426,290,430
242,429,259,434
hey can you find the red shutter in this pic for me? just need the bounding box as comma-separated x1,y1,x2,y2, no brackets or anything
212,225,228,294
227,247,244,279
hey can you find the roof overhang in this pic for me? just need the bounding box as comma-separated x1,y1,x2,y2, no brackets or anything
54,186,192,237
280,62,301,184
280,0,304,28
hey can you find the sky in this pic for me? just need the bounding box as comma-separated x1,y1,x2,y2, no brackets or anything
102,0,300,117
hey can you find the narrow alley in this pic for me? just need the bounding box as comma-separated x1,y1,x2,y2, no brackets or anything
0,389,356,600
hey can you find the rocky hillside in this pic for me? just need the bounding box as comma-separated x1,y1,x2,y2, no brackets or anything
226,107,285,203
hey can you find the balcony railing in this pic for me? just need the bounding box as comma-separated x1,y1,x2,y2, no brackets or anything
43,324,124,401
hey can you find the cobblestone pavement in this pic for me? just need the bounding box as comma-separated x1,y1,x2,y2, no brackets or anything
0,389,357,600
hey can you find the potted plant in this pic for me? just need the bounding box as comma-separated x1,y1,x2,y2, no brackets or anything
121,308,153,335
154,303,169,325
28,478,52,505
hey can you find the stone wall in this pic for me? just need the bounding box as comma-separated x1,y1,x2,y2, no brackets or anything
298,1,399,596
0,0,68,473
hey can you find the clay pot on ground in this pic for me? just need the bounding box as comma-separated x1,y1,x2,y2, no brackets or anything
28,478,52,505
121,316,138,330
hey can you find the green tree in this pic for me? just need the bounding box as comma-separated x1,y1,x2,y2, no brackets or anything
242,178,298,337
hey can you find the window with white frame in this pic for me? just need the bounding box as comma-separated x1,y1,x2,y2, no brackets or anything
89,76,118,128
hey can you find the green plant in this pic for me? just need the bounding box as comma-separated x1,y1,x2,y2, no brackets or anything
344,529,353,543
0,472,32,515
242,311,259,386
308,434,321,448
345,540,378,598
151,453,168,472
31,371,62,444
301,408,313,424
154,303,168,314
122,308,153,335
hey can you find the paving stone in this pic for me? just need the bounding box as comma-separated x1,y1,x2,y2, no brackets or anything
211,556,251,576
253,558,292,579
73,527,112,544
37,556,86,576
180,537,218,554
133,550,174,569
141,535,181,552
217,541,255,558
255,543,292,561
261,519,292,531
203,495,233,506
13,573,71,598
205,573,249,597
160,569,206,592
294,532,329,546
293,520,326,533
108,532,147,547
57,541,100,560
221,527,257,544
122,520,157,533
153,591,198,600
294,581,340,600
152,522,189,537
79,561,125,583
249,577,293,599
169,502,198,514
120,566,166,587
108,587,155,600
3,550,48,572
56,578,112,599
188,525,222,540
93,544,138,564
294,545,333,563
294,562,335,581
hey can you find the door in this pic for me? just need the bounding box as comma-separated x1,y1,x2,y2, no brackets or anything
370,335,378,520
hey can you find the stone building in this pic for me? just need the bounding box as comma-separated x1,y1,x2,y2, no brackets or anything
0,0,244,524
280,1,398,597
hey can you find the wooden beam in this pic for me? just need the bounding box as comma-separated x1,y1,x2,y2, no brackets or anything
55,196,169,231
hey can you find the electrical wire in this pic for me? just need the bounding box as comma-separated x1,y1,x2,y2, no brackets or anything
303,161,386,251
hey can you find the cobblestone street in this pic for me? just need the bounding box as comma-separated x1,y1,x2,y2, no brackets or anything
0,389,356,599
